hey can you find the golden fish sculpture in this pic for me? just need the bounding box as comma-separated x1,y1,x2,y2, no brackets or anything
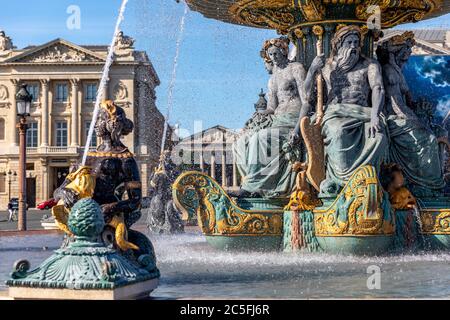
52,166,139,252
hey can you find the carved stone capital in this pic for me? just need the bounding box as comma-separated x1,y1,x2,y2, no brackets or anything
40,79,50,88
10,79,21,88
70,78,80,88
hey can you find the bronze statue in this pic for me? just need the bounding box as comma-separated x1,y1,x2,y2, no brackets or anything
54,101,154,258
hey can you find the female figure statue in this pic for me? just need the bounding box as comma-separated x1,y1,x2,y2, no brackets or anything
377,32,445,195
233,37,311,198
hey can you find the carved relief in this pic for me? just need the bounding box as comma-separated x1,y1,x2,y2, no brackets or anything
113,82,128,101
0,85,9,101
0,85,10,108
229,0,296,34
15,44,103,63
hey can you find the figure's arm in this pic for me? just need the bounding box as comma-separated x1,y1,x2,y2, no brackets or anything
368,61,385,138
292,63,311,141
265,77,278,115
303,54,325,103
102,159,142,216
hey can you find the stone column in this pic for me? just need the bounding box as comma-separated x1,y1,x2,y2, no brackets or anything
232,157,238,187
102,78,109,101
40,160,49,201
221,150,227,188
70,79,79,147
10,79,20,147
199,150,204,172
40,79,49,147
210,153,216,179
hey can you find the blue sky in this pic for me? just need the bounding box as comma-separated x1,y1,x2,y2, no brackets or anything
1,0,449,135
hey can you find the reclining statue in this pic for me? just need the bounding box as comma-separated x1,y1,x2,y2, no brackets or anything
233,37,316,198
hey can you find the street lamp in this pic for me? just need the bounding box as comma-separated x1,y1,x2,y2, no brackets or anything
16,84,32,231
6,170,17,201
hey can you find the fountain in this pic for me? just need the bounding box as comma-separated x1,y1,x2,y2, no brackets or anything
173,0,450,254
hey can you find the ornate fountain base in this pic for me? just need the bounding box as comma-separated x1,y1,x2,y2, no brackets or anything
173,172,285,251
7,199,160,300
173,167,450,255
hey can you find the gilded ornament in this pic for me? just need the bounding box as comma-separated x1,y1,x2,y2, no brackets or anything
314,165,395,236
173,171,283,236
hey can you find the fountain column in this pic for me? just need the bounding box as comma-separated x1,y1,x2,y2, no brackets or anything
40,79,49,147
70,79,79,147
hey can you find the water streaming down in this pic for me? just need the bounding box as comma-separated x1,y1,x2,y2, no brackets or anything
160,1,189,155
82,0,130,165
412,205,426,244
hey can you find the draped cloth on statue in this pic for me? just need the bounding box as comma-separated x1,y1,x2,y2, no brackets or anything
387,115,445,190
233,112,298,198
321,104,388,189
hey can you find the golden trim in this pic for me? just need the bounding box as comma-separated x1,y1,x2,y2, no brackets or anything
420,210,450,235
313,166,395,236
172,171,285,236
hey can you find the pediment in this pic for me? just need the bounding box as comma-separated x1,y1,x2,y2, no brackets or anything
186,126,238,145
5,39,106,64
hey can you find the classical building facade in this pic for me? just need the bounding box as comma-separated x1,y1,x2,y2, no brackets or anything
378,29,450,55
0,30,168,208
172,125,240,193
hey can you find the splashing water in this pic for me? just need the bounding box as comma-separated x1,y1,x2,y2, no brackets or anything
82,0,129,166
3,233,450,298
412,205,426,244
160,1,189,155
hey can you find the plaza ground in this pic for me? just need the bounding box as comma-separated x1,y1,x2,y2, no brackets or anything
0,209,49,231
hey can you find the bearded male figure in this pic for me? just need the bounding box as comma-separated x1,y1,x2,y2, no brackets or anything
377,32,445,195
313,26,388,196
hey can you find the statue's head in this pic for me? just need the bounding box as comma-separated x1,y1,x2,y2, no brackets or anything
330,26,363,71
376,31,415,67
261,37,289,68
95,100,133,152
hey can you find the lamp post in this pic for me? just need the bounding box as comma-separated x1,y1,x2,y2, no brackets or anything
16,84,32,231
7,170,17,201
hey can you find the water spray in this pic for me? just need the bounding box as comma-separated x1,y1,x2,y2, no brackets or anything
159,0,189,156
82,0,129,166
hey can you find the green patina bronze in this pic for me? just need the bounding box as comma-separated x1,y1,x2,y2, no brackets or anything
7,198,160,290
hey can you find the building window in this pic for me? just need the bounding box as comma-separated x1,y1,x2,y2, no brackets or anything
0,174,5,193
26,122,38,148
85,84,98,102
55,121,68,147
55,84,68,102
85,121,97,147
27,84,40,102
0,118,4,140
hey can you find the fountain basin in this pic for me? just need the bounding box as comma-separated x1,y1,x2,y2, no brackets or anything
206,234,282,251
315,235,394,256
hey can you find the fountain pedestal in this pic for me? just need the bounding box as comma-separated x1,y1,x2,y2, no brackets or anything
7,199,159,300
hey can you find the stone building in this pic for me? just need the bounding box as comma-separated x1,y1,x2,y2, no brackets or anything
172,125,240,193
378,29,450,55
0,30,168,208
